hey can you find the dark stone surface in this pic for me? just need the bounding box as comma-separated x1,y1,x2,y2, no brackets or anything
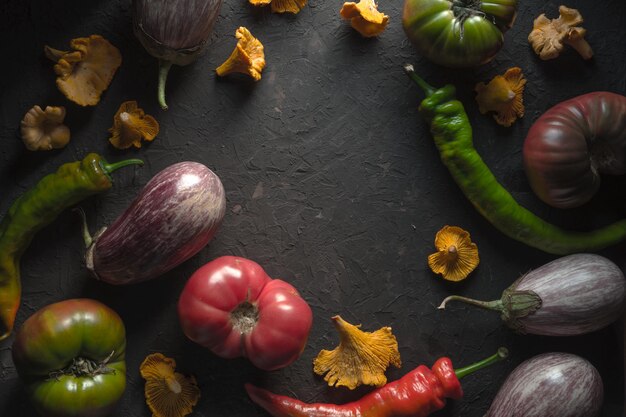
0,0,625,416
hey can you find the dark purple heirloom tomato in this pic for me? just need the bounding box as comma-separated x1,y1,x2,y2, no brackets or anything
523,92,626,209
485,352,603,417
85,162,226,285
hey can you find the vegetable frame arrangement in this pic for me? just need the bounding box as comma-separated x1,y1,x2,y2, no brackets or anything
246,347,509,417
0,153,142,341
403,64,626,254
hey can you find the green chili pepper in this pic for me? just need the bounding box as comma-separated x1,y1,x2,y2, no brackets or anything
0,153,142,341
404,64,626,255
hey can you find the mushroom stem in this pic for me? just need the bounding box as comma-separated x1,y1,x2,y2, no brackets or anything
158,60,173,111
43,46,67,62
166,377,183,394
565,35,593,60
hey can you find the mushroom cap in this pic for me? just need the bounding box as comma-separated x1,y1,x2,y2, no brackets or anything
20,105,71,151
140,353,200,417
340,0,389,38
528,5,589,60
428,225,480,282
44,35,122,106
108,101,159,149
313,315,401,389
216,27,265,81
475,67,526,127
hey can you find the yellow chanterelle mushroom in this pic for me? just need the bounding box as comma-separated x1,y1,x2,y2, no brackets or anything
340,0,389,38
140,353,200,417
313,315,401,389
248,0,307,14
20,105,70,151
44,35,122,106
475,67,527,127
528,5,593,60
428,225,479,282
108,101,159,149
216,27,266,81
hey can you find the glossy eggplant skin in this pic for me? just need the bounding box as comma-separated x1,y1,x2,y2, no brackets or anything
523,92,626,209
133,0,223,66
485,352,603,417
86,162,226,285
513,253,625,335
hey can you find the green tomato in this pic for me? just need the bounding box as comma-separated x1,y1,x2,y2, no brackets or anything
12,299,126,417
402,0,518,68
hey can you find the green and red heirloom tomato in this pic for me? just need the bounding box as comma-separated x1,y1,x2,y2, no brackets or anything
402,0,517,68
178,256,313,371
12,299,126,417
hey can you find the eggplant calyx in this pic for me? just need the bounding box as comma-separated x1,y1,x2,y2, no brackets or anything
158,60,173,110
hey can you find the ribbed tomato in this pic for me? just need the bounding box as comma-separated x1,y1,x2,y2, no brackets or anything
177,256,313,371
402,0,517,67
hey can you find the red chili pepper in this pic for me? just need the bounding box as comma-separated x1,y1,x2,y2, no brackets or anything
245,348,508,417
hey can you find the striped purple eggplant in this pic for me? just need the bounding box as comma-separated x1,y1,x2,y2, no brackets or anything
438,253,625,335
485,352,603,417
82,162,226,285
133,0,224,110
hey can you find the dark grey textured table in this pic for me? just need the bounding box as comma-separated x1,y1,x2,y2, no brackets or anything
1,0,625,416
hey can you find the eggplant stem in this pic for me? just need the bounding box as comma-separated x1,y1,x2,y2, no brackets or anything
403,64,436,97
101,158,144,174
438,295,503,312
455,347,509,379
74,207,93,248
158,60,173,110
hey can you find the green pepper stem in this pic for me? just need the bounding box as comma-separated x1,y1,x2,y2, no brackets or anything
74,207,93,247
438,295,503,312
158,60,173,110
403,64,436,97
454,347,509,379
101,158,144,174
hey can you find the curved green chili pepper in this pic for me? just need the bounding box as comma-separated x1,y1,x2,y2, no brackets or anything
0,153,143,341
404,64,626,255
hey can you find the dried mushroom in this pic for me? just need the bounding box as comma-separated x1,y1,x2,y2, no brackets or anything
216,27,265,81
108,101,159,149
313,315,401,389
44,35,122,106
428,225,479,282
20,105,70,151
528,5,593,60
249,0,307,14
140,353,200,417
475,67,526,127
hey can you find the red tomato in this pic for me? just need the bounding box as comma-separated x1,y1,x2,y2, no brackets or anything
177,256,313,370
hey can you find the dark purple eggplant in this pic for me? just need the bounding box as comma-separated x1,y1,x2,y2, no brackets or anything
133,0,223,110
81,162,226,285
485,352,603,417
438,253,625,335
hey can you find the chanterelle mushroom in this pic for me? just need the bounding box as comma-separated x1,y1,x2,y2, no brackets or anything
313,315,401,389
140,353,200,417
340,0,389,38
249,0,307,14
428,225,479,282
20,105,70,151
44,35,122,106
475,67,526,127
528,5,593,60
108,101,159,149
216,27,265,81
